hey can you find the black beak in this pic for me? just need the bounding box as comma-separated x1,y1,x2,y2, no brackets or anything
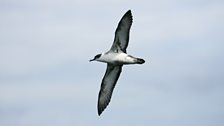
89,59,95,62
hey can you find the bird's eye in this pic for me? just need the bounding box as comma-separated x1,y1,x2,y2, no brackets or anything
95,54,101,59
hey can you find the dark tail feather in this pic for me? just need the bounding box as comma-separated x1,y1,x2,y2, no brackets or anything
136,58,145,64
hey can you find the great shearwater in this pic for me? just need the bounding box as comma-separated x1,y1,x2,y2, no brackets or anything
90,10,145,116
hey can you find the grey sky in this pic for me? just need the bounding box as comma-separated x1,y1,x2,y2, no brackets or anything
0,0,224,126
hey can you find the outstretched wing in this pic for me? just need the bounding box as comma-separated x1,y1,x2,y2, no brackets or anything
110,10,133,53
98,64,122,115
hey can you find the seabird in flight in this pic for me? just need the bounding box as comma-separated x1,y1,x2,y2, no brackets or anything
90,10,145,116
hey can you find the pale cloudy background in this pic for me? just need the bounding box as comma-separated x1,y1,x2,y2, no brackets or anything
0,0,224,126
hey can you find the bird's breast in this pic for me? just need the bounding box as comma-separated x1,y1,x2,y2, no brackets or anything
99,52,136,65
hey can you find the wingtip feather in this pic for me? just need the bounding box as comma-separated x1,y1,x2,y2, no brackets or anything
97,96,111,116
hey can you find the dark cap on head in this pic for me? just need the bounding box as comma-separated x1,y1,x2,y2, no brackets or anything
89,54,102,62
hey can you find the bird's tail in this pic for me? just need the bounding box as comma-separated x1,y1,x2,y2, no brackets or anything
136,58,145,64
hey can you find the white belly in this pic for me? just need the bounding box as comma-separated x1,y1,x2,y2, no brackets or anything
99,52,136,65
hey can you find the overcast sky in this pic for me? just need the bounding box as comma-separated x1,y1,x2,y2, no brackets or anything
0,0,224,126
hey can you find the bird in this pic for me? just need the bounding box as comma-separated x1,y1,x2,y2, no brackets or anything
90,10,145,116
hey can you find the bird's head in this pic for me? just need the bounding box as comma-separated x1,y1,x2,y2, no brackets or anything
89,53,102,62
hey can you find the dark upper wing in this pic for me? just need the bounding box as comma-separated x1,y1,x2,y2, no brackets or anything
110,10,133,53
98,64,122,115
